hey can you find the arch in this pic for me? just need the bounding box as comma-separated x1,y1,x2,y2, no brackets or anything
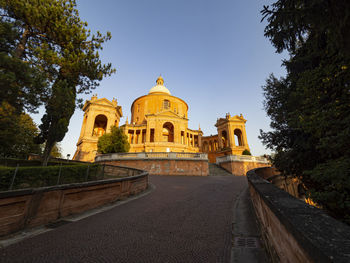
221,130,228,148
162,122,174,142
234,129,243,146
202,141,209,152
92,114,107,136
209,141,213,152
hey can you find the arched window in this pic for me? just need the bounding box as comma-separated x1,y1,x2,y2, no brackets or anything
92,114,107,136
234,129,243,146
163,99,170,109
222,130,228,148
162,122,174,142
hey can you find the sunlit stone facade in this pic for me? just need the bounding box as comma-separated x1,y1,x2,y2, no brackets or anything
73,96,122,162
123,76,202,153
73,76,250,162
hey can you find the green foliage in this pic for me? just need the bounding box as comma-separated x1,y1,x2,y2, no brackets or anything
0,102,41,158
36,79,77,165
0,164,103,191
0,158,80,167
0,19,48,114
260,0,350,224
50,143,63,158
0,0,115,165
0,158,43,167
98,127,130,154
242,149,252,156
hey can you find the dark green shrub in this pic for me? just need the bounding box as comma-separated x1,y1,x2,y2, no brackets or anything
0,158,83,167
242,149,252,155
0,164,102,191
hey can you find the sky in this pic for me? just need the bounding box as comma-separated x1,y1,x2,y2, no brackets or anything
31,0,287,158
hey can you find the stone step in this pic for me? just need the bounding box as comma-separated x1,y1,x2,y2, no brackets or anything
209,163,233,176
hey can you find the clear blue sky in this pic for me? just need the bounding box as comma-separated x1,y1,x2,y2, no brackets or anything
32,0,287,157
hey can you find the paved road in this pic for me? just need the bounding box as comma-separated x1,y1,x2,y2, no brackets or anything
1,175,249,263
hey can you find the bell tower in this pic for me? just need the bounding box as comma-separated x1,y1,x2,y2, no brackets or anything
215,113,250,155
73,95,123,162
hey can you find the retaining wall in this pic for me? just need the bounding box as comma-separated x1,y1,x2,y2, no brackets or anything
217,155,270,176
96,153,209,176
0,171,148,237
247,167,350,263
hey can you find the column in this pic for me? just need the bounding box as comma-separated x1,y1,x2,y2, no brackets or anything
146,125,150,142
218,129,223,149
228,124,235,148
242,125,249,147
106,115,113,133
138,130,142,144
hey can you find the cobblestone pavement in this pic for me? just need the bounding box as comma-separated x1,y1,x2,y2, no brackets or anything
0,175,248,263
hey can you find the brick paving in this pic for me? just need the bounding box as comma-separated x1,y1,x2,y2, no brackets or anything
0,175,248,263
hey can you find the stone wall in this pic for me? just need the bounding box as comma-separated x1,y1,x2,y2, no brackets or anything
0,172,148,237
247,167,350,263
95,152,209,176
98,159,208,176
220,161,268,176
216,155,270,176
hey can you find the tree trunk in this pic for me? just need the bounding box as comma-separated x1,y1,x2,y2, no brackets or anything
15,26,30,59
42,139,55,166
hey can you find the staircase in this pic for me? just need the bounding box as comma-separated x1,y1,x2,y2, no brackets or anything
209,163,233,176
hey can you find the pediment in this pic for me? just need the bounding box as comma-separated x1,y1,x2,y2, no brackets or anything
215,115,246,127
83,97,117,111
92,98,114,107
231,115,245,121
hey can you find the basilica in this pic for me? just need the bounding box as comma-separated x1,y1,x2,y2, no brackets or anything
73,76,250,163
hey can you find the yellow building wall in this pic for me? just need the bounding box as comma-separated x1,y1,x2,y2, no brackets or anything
73,77,251,162
201,113,250,163
130,93,188,125
73,96,122,162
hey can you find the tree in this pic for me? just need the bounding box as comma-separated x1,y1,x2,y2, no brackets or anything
0,18,47,158
0,102,41,158
260,0,350,224
0,18,48,114
242,149,251,156
0,0,115,165
98,127,130,154
50,143,62,158
36,79,77,165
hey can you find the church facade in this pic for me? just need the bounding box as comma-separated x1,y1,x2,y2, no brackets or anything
73,76,250,162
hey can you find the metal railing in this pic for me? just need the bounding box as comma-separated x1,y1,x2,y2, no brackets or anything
95,152,208,162
216,155,269,164
1,164,144,192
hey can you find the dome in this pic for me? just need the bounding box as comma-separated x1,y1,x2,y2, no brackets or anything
149,76,171,95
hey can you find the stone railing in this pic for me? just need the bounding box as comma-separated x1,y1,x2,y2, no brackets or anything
102,164,145,177
216,154,269,164
247,167,350,262
96,152,208,162
0,165,148,237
